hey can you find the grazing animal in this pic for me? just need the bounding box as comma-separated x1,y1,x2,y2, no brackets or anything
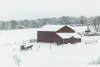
20,45,33,51
20,45,26,50
26,45,33,50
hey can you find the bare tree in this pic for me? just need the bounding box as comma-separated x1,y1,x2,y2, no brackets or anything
92,16,100,32
80,16,88,24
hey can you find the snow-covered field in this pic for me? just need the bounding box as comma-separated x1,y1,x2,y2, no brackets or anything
0,28,100,67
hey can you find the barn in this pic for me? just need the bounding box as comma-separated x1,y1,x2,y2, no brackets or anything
37,25,81,44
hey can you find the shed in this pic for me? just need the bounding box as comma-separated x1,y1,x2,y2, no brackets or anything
57,33,81,44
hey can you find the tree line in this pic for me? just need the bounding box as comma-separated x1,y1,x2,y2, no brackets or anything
0,16,100,32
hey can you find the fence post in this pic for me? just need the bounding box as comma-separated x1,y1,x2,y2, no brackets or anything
85,41,87,45
39,45,40,48
50,43,51,50
37,48,38,52
62,39,64,48
96,40,97,43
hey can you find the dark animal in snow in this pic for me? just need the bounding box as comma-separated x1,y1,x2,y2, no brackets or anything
20,45,33,51
26,45,33,50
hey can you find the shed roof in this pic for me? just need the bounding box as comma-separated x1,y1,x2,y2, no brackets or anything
56,33,81,39
38,25,72,31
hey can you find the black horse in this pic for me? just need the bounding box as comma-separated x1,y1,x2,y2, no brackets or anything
20,45,33,51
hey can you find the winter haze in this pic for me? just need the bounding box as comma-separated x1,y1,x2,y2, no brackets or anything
0,0,100,20
0,0,100,67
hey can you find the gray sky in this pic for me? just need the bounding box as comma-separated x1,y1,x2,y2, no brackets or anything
0,0,100,20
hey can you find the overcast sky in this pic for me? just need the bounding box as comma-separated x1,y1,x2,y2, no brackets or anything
0,0,100,20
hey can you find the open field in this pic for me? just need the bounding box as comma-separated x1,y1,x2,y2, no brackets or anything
0,28,100,67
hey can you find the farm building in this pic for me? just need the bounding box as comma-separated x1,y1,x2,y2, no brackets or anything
37,25,81,44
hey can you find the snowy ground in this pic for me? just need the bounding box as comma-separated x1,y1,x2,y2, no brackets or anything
0,28,100,67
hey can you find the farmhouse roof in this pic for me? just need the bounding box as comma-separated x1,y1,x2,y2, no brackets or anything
38,25,73,31
56,33,81,39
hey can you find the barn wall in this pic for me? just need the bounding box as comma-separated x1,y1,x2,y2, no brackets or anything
37,31,63,43
57,26,75,33
64,38,81,44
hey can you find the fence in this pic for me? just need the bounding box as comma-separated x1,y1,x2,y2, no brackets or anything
85,40,97,45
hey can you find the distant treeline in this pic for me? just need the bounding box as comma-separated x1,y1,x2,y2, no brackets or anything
0,16,99,30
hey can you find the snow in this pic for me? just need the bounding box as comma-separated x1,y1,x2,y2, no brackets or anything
37,25,91,33
71,26,96,33
57,33,81,38
0,28,37,44
71,26,87,33
0,27,100,67
38,25,65,31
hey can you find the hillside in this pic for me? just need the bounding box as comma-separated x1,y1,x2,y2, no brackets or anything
0,16,94,30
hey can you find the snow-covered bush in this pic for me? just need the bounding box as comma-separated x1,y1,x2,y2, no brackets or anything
29,39,37,43
12,55,21,66
84,32,96,36
90,58,100,64
95,32,100,36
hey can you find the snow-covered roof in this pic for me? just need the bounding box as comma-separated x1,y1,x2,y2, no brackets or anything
56,33,81,39
38,25,74,32
71,26,87,32
38,25,65,31
38,24,92,33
